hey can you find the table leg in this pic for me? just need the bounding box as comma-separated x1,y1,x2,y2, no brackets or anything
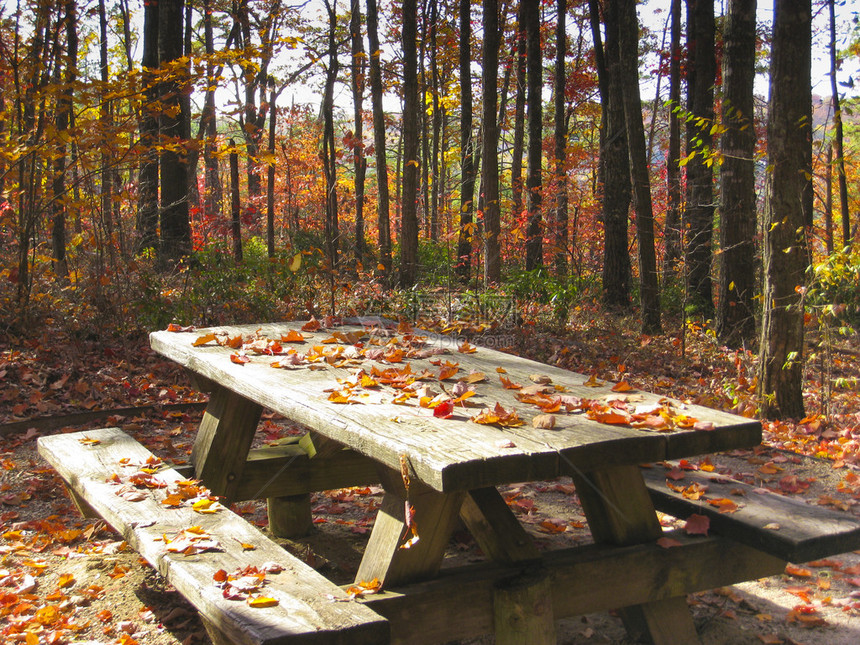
265,434,347,538
191,385,262,502
355,469,464,587
570,465,700,645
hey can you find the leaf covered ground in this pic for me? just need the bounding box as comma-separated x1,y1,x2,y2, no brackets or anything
1,315,859,644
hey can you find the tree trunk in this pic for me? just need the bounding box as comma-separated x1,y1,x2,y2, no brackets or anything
429,0,441,243
399,0,420,286
829,0,851,248
482,0,501,283
758,0,811,420
618,0,661,333
511,3,527,235
350,0,368,264
824,144,835,255
158,0,192,263
663,0,682,277
229,139,243,263
590,0,631,310
684,0,716,317
553,0,568,274
98,0,115,260
137,0,159,253
367,0,391,277
523,0,543,270
51,0,76,283
202,0,222,225
716,0,757,347
266,85,277,259
456,0,476,282
321,0,340,269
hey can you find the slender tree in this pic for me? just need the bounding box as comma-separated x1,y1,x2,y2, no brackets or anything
829,0,851,248
366,0,391,277
137,0,160,252
523,0,543,270
321,0,340,268
590,0,631,309
618,0,661,333
663,0,682,277
758,0,812,419
553,0,568,274
684,0,716,318
483,0,501,283
510,3,527,232
350,0,368,263
716,0,757,347
456,0,476,281
158,0,192,263
400,0,420,286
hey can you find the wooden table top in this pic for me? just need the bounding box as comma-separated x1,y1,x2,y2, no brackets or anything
150,320,761,492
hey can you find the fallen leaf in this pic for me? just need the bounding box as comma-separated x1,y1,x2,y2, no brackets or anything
247,596,279,608
684,513,710,536
532,414,556,429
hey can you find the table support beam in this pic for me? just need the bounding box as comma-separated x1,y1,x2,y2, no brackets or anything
356,468,464,587
191,386,263,502
570,465,700,645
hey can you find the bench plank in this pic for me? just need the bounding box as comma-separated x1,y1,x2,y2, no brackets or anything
37,428,388,645
643,465,860,563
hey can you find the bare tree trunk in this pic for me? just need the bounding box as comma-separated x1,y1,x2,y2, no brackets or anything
590,0,631,310
266,85,278,258
229,139,243,263
684,0,716,317
482,0,501,283
399,0,420,286
51,0,76,283
158,0,191,263
523,0,543,270
456,0,476,281
618,0,661,333
429,0,441,242
350,0,368,263
824,144,835,255
716,0,757,347
829,0,851,248
137,0,159,253
663,0,682,276
758,0,811,419
553,0,568,275
367,0,391,277
321,0,340,269
511,3,527,231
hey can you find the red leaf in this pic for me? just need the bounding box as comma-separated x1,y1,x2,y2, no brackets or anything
684,513,710,536
433,399,454,419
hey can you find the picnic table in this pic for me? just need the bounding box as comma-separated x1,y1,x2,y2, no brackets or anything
38,319,860,645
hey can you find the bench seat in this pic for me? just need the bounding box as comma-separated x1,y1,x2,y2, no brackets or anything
642,463,860,563
37,428,388,645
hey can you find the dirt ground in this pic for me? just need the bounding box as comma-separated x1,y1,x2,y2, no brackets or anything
2,409,860,645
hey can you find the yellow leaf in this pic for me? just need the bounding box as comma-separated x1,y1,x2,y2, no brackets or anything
288,253,302,272
247,596,279,608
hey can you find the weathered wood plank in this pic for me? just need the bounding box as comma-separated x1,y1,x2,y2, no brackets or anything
173,444,379,501
643,465,860,563
37,428,388,645
358,531,785,645
150,323,760,493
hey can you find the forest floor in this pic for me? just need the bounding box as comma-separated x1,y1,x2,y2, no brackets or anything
1,313,860,644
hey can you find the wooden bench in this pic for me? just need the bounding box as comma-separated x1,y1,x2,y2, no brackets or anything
37,427,389,645
642,463,860,563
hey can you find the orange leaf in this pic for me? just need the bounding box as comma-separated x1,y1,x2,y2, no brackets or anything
281,330,305,342
785,564,813,578
58,573,75,588
458,341,477,354
583,373,603,387
500,375,522,389
230,352,250,365
193,333,217,346
611,380,633,392
438,365,460,380
302,317,321,332
684,513,710,536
